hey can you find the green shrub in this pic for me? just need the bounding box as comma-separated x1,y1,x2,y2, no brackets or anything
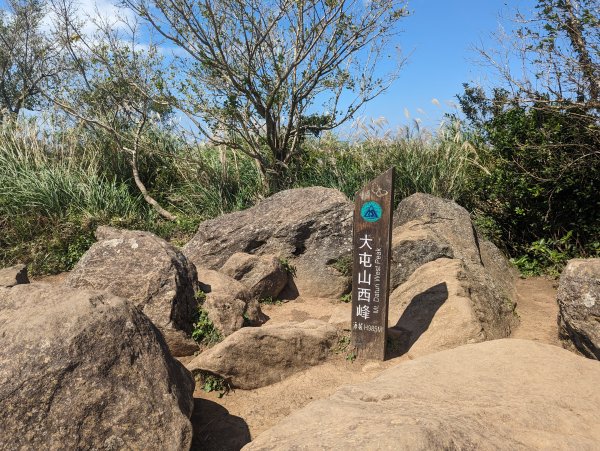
195,371,230,398
458,86,600,266
278,257,297,277
191,307,222,347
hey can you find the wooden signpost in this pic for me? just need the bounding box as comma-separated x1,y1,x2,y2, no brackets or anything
350,167,394,360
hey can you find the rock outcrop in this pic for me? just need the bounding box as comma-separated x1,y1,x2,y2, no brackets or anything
184,187,353,298
186,320,338,389
386,193,518,356
0,264,29,287
221,253,289,300
393,192,483,266
66,226,199,356
244,339,600,450
392,193,518,297
557,258,600,359
388,258,486,357
197,267,264,336
0,283,194,450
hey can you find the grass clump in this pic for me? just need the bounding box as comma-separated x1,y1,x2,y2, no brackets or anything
330,255,352,277
278,257,297,277
339,293,352,303
259,297,283,306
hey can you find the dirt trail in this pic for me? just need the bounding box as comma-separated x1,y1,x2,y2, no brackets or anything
511,277,560,346
32,272,561,450
192,276,560,450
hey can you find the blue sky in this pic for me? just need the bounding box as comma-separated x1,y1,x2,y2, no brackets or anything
1,0,539,133
360,0,538,131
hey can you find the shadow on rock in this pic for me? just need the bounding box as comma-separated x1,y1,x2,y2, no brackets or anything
387,282,448,358
278,277,300,301
191,397,251,451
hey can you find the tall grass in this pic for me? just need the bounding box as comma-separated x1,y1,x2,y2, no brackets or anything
0,118,152,274
0,116,487,275
288,118,487,205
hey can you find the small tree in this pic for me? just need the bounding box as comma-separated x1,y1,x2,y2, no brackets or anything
458,0,600,261
0,0,65,122
126,0,409,189
50,0,177,219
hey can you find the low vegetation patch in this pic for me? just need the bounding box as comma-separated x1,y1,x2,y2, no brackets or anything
195,371,231,398
191,302,222,347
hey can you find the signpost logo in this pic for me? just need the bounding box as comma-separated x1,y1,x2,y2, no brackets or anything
360,201,382,222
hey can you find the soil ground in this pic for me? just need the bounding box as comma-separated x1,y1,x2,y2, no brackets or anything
191,276,561,451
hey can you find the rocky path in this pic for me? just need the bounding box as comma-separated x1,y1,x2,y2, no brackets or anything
192,276,561,451
34,272,561,450
512,277,560,346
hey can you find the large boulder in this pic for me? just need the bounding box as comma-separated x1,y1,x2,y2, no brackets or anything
183,187,353,298
388,258,515,358
0,264,29,287
197,267,263,337
221,253,289,300
391,193,518,299
66,226,199,356
390,223,454,290
393,192,482,266
244,339,600,450
385,193,518,356
0,283,194,450
186,320,338,389
557,258,600,359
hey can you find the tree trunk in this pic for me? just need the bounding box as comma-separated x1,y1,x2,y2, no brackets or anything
129,150,177,221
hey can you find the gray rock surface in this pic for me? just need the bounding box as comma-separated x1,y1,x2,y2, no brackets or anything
557,258,600,359
197,267,259,337
186,320,338,389
221,253,289,300
0,283,194,450
392,193,518,298
198,266,251,302
390,222,454,289
244,339,600,450
0,264,29,287
66,226,199,356
183,187,353,298
203,293,247,338
393,192,482,266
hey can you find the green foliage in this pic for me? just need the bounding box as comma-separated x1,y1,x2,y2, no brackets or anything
191,307,222,347
457,0,600,272
284,119,486,206
457,85,600,264
194,290,207,303
334,333,351,353
339,293,352,304
259,297,283,306
334,332,357,362
195,371,230,398
278,257,297,278
345,351,357,362
0,116,501,278
511,231,578,277
0,0,60,119
127,0,409,185
330,255,353,277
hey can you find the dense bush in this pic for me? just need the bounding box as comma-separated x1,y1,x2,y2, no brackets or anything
457,86,600,273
